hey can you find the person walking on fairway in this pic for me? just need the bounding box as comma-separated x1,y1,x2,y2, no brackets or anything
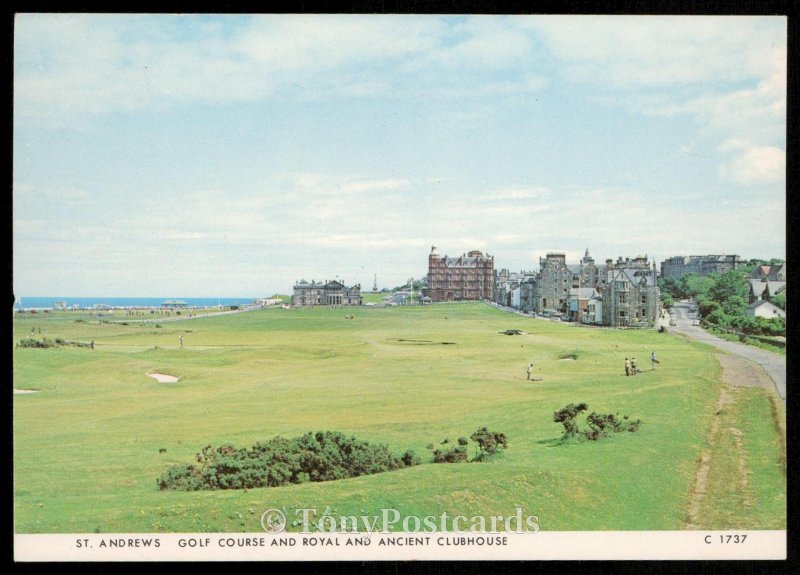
651,351,659,370
631,357,638,375
527,363,533,381
625,357,631,376
179,335,184,349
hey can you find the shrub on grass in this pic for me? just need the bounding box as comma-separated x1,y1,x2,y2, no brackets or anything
17,338,57,348
553,403,589,440
432,443,469,463
157,431,419,491
470,427,508,460
430,429,508,463
554,403,642,442
401,449,422,467
584,412,642,440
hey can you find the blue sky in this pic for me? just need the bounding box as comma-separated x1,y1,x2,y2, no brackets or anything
13,14,786,297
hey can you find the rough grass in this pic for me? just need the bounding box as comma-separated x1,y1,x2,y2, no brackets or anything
694,386,786,529
13,303,785,533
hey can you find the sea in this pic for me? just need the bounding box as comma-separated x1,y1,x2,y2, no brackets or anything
13,296,260,311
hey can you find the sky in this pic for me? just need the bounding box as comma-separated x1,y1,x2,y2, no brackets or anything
13,14,787,297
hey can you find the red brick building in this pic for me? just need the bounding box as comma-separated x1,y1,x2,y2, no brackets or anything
425,246,494,302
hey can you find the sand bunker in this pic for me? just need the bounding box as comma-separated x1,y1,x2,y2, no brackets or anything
147,372,180,383
14,389,40,394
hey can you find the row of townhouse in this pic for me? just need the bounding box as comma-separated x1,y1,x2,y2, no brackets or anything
494,249,660,328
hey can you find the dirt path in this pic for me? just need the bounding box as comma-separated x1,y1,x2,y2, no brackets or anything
684,351,785,529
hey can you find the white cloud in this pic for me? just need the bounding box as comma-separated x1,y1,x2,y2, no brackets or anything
527,15,786,190
718,144,785,185
528,16,783,87
14,14,547,123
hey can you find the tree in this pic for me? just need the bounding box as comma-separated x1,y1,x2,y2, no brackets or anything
722,295,748,316
708,270,748,306
698,300,720,318
658,277,685,301
680,273,715,301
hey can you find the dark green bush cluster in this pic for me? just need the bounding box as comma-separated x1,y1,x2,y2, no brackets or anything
17,338,57,348
553,403,588,439
470,427,508,460
554,403,642,442
17,337,91,349
431,437,469,463
54,338,91,348
157,431,420,491
583,412,642,441
430,428,508,463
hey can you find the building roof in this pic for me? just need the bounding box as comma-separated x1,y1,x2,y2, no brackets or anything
748,279,786,298
768,262,786,280
294,279,357,289
441,254,491,267
608,267,656,286
751,265,771,278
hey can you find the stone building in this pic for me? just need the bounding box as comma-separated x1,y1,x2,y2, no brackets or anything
660,254,741,278
578,248,600,289
496,269,536,309
602,256,659,327
425,246,494,302
292,280,362,306
536,253,572,314
536,250,601,314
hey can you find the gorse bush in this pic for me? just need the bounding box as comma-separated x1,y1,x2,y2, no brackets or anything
157,431,419,491
17,337,90,349
431,439,469,463
17,338,57,348
553,403,589,439
554,403,642,442
431,428,508,463
584,412,642,441
470,427,508,460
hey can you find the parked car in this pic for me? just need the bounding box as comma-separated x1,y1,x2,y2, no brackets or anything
692,319,700,326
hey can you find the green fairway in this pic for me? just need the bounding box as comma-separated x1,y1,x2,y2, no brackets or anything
13,303,785,532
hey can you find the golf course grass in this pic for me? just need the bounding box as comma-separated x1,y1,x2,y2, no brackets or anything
13,303,785,533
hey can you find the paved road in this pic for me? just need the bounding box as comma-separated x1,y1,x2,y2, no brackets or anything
665,303,786,401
